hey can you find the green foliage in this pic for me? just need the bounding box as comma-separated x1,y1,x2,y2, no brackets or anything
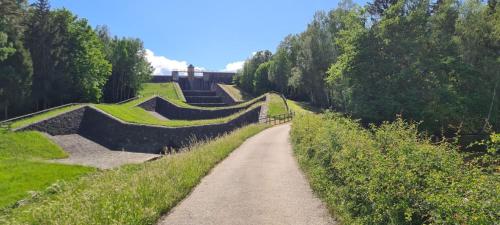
66,15,111,102
2,124,268,224
1,0,151,120
253,61,271,95
237,0,499,135
291,113,499,224
467,133,500,174
0,0,32,119
235,50,272,94
98,26,153,103
25,6,112,106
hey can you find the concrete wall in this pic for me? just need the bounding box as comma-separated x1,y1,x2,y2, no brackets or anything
137,96,265,120
18,105,262,154
150,76,173,83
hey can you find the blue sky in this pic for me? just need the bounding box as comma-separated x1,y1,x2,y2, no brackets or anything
45,0,368,74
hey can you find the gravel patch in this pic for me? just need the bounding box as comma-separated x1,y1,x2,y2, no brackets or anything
47,134,160,169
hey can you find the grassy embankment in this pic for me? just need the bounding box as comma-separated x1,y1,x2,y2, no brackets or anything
291,112,499,224
0,82,269,214
286,99,320,114
2,124,269,224
0,131,94,209
9,83,265,129
218,84,253,102
267,93,289,117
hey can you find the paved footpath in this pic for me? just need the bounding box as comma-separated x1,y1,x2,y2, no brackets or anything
158,124,336,225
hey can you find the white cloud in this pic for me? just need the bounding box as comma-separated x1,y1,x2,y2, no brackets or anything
145,49,205,75
222,61,245,72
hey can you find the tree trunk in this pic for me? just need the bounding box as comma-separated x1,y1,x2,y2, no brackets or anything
4,101,8,120
485,79,499,130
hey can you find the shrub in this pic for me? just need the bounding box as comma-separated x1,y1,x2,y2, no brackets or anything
291,112,499,224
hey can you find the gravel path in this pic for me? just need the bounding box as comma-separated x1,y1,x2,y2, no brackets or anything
158,124,335,225
48,134,160,169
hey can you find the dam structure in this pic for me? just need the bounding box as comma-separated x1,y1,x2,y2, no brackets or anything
150,64,237,106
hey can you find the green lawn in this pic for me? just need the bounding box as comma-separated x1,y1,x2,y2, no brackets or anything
218,84,253,102
0,131,94,209
3,124,269,224
286,99,320,114
139,82,185,102
267,93,289,117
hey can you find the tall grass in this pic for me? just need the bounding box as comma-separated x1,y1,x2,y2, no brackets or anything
291,112,499,224
2,124,269,225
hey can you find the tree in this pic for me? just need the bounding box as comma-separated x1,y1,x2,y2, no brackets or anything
25,0,52,110
237,50,272,94
268,35,295,94
97,27,152,102
294,11,337,106
67,16,111,102
253,61,271,95
0,0,32,119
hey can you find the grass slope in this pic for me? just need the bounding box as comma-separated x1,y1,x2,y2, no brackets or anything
0,131,94,209
95,101,263,127
2,124,269,225
287,99,320,114
10,105,84,129
218,84,252,102
267,93,289,117
139,83,184,102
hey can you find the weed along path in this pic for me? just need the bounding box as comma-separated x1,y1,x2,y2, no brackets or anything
158,124,335,225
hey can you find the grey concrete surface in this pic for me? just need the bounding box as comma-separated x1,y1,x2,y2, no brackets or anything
158,124,335,225
48,134,160,169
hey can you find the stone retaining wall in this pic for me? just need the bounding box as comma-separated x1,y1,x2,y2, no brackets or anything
17,107,86,135
138,96,265,120
17,105,262,154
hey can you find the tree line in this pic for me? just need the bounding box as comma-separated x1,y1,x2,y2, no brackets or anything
234,0,499,135
0,0,152,120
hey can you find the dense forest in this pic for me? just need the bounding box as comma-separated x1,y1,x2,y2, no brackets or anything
235,0,499,136
0,0,152,120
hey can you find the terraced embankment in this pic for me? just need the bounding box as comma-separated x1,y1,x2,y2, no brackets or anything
138,95,266,120
16,104,263,153
0,82,289,211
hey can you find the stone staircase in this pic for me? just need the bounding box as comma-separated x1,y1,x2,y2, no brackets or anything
183,90,227,107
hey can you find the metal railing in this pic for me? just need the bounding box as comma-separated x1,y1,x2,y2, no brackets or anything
259,112,295,125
